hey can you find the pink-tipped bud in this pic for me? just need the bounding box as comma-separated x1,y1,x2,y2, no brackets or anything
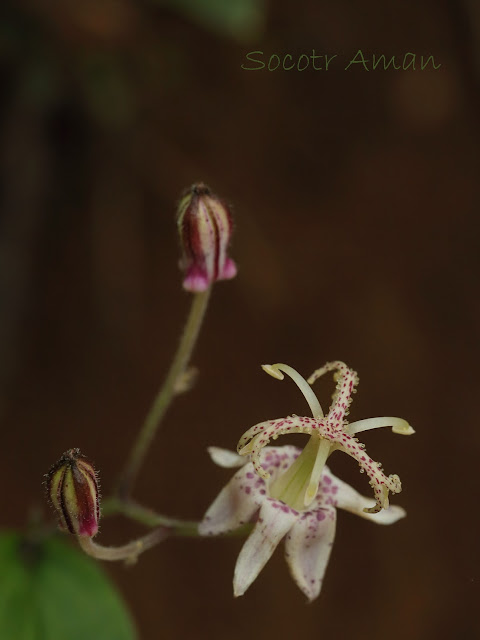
45,449,100,537
177,183,237,292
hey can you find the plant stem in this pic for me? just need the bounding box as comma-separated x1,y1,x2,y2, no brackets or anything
78,528,168,562
118,289,212,497
102,496,252,538
103,497,200,536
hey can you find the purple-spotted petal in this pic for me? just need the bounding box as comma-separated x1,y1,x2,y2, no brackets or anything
234,498,299,597
328,469,406,524
207,447,246,468
199,465,265,536
284,505,336,601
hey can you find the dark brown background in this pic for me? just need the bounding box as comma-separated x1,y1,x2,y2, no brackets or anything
1,1,479,639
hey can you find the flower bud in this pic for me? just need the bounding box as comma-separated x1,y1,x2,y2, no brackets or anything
46,449,100,537
177,183,237,292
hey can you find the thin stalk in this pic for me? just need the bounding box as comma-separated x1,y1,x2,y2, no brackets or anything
102,496,252,538
118,289,212,497
78,528,167,562
103,497,200,536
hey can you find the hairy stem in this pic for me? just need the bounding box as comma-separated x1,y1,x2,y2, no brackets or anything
118,289,212,497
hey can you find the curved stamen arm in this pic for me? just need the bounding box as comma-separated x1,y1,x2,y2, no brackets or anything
237,417,295,454
327,430,402,513
308,361,359,423
262,364,324,419
346,417,415,436
237,416,321,479
307,360,350,385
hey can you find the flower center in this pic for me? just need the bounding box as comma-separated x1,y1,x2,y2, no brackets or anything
269,435,331,511
238,361,413,514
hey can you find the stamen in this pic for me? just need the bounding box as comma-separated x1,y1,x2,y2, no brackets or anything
262,364,324,419
304,439,332,507
346,417,415,436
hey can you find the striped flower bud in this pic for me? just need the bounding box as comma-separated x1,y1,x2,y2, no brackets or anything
177,183,237,292
46,449,100,537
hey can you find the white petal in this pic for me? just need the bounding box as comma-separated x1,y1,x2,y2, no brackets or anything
284,506,336,601
329,469,406,524
207,446,246,468
233,499,298,597
199,470,259,536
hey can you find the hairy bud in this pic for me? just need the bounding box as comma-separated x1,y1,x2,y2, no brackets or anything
46,449,100,537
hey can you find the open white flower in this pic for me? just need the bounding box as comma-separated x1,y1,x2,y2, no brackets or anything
200,446,405,600
199,361,413,600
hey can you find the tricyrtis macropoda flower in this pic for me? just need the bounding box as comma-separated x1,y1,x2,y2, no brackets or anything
200,446,406,601
46,448,100,537
200,361,414,600
177,183,237,292
239,361,414,514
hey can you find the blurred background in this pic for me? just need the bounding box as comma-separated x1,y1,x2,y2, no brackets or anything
1,0,479,638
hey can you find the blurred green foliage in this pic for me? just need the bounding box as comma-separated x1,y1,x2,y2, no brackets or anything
0,533,136,640
0,0,266,125
161,0,266,41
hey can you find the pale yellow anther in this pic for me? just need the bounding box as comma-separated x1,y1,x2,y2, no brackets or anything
261,364,284,380
392,421,415,435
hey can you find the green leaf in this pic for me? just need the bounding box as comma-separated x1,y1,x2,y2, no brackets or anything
0,532,136,640
161,0,266,42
